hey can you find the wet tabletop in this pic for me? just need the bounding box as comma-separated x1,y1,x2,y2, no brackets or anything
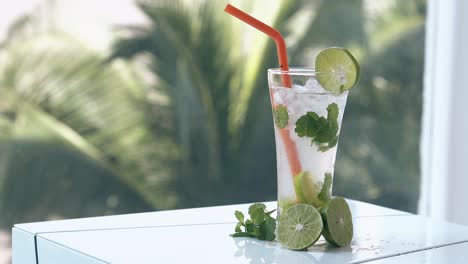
13,200,468,263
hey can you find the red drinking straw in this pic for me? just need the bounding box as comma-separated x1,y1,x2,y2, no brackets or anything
224,4,302,178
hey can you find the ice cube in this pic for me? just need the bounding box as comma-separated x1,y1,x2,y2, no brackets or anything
304,78,328,93
273,90,284,105
305,78,320,90
292,84,304,90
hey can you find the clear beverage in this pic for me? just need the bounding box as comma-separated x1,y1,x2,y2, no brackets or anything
268,68,348,215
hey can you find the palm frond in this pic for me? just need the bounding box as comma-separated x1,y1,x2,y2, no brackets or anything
111,0,242,206
0,19,178,209
106,0,425,211
290,0,366,63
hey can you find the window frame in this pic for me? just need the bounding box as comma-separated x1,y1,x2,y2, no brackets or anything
419,0,468,225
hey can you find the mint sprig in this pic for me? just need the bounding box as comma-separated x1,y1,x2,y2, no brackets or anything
295,103,340,152
231,203,276,241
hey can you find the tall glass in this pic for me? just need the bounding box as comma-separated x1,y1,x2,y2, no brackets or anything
268,68,349,215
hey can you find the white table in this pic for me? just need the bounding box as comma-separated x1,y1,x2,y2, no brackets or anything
12,200,468,263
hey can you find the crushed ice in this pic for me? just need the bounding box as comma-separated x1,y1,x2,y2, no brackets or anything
289,78,329,94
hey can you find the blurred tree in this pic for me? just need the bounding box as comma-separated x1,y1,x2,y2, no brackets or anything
0,15,168,227
109,0,304,207
0,0,426,225
111,0,425,212
332,1,426,212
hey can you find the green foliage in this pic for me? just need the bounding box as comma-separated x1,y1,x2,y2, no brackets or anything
109,0,304,206
318,173,333,202
0,139,152,228
334,23,425,212
231,203,276,241
295,112,321,137
0,14,168,226
295,103,339,152
273,105,289,128
235,210,244,224
293,171,330,208
0,0,426,224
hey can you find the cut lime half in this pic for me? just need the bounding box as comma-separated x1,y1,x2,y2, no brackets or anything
315,47,360,94
277,204,323,250
320,197,353,247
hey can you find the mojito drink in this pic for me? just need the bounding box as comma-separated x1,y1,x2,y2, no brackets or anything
224,4,358,248
268,69,349,214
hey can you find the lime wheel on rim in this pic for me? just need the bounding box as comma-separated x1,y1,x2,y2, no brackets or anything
315,47,360,94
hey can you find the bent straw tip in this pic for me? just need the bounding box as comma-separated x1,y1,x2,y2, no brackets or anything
224,4,236,13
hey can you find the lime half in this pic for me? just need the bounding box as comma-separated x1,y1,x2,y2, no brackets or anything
277,204,323,250
315,47,360,94
320,197,353,247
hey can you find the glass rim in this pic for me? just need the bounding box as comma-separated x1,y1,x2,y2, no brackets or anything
268,67,350,95
268,67,325,76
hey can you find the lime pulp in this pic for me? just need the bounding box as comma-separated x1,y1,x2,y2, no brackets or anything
315,47,360,94
277,204,323,250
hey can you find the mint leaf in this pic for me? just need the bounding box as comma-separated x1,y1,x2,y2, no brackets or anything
317,135,339,152
327,103,339,121
295,112,320,137
231,203,277,241
328,135,339,148
308,111,320,121
251,225,262,238
295,103,340,151
249,208,265,224
318,173,333,202
245,219,254,233
248,203,266,212
231,232,253,238
260,216,276,241
235,222,242,233
274,105,289,128
235,210,244,224
295,115,310,137
315,127,334,143
248,203,267,224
